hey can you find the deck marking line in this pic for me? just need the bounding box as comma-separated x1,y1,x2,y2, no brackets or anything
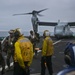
53,40,61,45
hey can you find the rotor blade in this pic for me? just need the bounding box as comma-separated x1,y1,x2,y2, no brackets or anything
37,13,44,16
37,8,48,13
13,13,26,16
23,12,32,14
13,12,32,16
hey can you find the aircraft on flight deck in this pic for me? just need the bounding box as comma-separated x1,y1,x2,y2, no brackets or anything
13,9,75,39
38,20,75,39
13,8,48,33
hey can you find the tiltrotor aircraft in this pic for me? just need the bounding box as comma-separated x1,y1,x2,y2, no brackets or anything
38,20,75,38
13,8,48,34
13,9,75,38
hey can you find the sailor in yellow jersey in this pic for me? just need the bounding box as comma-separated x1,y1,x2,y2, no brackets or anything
13,28,33,75
41,30,54,75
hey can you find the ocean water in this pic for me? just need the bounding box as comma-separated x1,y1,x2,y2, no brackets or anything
0,31,54,37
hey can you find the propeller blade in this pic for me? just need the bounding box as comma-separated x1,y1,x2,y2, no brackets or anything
13,8,48,16
13,13,26,16
37,13,44,16
13,12,32,16
37,8,48,13
24,12,32,14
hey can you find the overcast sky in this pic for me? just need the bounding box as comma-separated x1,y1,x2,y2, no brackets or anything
0,0,75,32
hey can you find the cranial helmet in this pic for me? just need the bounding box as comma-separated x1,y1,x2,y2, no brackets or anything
43,30,50,37
30,30,33,34
14,28,22,37
8,29,14,34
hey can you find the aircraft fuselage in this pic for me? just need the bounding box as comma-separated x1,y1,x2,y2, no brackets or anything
54,23,73,38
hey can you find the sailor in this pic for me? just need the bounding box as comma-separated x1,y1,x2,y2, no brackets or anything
57,42,75,75
3,29,15,70
41,30,54,75
34,32,40,57
29,30,35,45
13,29,33,75
0,41,5,75
29,30,36,53
29,30,40,57
64,42,75,66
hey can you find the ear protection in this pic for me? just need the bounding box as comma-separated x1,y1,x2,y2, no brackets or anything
14,30,21,37
43,30,50,37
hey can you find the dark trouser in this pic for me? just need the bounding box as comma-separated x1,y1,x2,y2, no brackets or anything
35,50,37,56
6,50,14,68
14,62,30,75
41,56,53,75
0,53,5,75
1,65,5,75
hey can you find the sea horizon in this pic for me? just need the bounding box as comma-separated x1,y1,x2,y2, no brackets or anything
0,31,54,37
0,28,75,37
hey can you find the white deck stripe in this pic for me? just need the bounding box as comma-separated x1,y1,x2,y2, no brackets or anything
53,40,61,45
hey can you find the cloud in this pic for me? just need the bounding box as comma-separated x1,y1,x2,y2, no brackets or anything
0,0,75,31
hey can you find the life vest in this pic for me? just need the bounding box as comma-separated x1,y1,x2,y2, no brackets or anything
3,36,14,53
42,37,54,56
17,38,33,62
